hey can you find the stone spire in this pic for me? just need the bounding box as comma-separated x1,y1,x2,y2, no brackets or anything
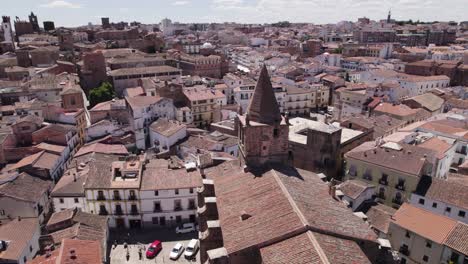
245,65,282,124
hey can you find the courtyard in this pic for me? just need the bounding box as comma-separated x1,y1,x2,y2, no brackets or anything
109,228,200,264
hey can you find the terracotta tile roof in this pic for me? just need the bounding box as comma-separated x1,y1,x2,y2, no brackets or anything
51,168,86,197
89,99,126,112
81,154,122,189
204,161,377,257
0,218,39,262
74,143,128,157
183,86,225,102
47,208,75,228
108,65,180,77
149,118,186,137
259,231,324,264
12,114,44,126
343,115,405,139
29,249,59,264
314,232,371,264
415,176,468,210
419,137,452,159
35,142,66,155
404,93,444,112
419,119,468,137
141,159,202,190
366,204,396,234
374,103,423,118
0,173,51,202
345,144,436,176
125,95,165,110
246,65,282,124
444,223,468,256
45,210,108,258
124,86,145,97
392,203,457,244
339,180,374,200
10,150,60,171
58,239,102,264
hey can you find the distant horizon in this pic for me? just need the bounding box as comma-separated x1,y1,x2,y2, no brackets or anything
2,0,466,28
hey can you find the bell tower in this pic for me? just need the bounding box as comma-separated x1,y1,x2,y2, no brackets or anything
237,65,289,167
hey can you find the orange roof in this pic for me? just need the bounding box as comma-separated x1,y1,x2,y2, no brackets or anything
74,143,128,157
392,203,457,244
419,137,452,159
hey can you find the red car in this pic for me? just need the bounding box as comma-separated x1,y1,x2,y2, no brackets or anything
146,240,162,258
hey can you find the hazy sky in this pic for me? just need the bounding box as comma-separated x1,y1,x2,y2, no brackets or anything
2,0,467,27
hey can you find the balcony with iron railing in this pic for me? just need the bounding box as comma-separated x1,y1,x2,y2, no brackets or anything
113,195,122,201
130,209,139,216
363,174,373,181
128,195,137,201
99,209,108,216
97,195,106,201
456,148,467,155
174,206,182,211
377,193,386,200
392,198,403,205
379,179,388,185
114,209,123,216
395,184,406,191
399,246,410,256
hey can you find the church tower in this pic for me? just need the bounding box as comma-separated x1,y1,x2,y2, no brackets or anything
237,65,289,167
29,12,40,32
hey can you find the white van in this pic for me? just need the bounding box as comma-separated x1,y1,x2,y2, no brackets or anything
184,239,199,259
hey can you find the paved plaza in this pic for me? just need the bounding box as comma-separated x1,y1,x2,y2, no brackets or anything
109,228,200,264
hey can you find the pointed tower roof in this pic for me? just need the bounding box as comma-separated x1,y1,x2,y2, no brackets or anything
245,65,282,124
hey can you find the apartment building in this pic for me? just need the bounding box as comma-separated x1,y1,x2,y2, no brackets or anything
183,86,225,128
126,96,175,149
108,65,181,95
140,159,201,227
0,172,52,225
345,142,436,208
85,155,145,229
389,203,468,264
410,176,468,224
284,86,312,116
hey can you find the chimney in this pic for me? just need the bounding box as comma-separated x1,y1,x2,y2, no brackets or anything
17,216,21,221
245,114,250,126
73,172,77,182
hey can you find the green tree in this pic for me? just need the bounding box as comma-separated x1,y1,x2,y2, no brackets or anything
89,82,116,108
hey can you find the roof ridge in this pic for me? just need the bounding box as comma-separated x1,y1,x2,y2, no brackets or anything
270,169,330,264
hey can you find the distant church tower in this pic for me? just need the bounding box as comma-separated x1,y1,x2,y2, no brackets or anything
387,10,392,24
237,65,289,167
29,12,40,32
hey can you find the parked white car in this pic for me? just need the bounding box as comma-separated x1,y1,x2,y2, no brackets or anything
175,223,197,234
184,239,199,259
169,243,184,260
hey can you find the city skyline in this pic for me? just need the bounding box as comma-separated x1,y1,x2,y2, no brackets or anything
2,0,467,27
